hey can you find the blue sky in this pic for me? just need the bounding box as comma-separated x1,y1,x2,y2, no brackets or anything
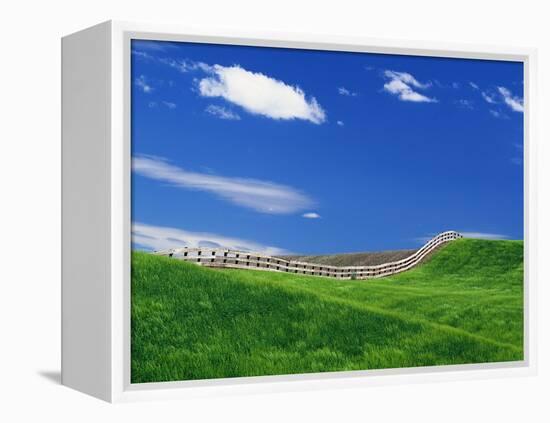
131,39,524,255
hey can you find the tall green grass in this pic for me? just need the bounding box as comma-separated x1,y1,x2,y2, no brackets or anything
131,239,523,383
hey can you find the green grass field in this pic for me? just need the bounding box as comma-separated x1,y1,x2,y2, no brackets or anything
131,239,524,383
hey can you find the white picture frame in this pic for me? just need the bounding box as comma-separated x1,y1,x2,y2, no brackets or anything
61,20,538,403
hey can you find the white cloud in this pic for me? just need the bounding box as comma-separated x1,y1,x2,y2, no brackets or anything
132,222,290,255
382,70,437,103
385,71,431,89
469,82,479,90
198,65,326,124
132,155,314,214
336,120,344,126
205,104,241,120
460,232,509,240
302,212,321,219
132,51,210,73
497,86,524,113
162,101,177,109
481,91,497,104
159,58,211,73
338,87,357,96
135,75,153,93
131,50,155,61
146,58,327,123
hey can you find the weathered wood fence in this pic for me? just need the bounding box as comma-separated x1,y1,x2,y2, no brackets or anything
155,231,462,280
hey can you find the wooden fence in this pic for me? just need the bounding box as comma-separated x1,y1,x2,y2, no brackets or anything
154,231,463,280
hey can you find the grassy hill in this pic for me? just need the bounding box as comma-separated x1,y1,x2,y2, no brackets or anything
131,239,524,383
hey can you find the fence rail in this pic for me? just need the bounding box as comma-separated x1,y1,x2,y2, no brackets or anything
154,231,463,280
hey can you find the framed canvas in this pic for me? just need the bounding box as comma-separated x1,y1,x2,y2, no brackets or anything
61,21,538,402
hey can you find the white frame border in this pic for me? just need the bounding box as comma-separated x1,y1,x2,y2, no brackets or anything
108,20,537,403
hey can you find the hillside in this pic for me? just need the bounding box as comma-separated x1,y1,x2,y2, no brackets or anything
131,239,524,384
279,248,418,266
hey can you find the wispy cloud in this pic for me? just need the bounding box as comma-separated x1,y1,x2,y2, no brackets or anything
478,85,523,114
489,109,508,119
469,82,479,90
205,104,241,120
132,155,315,214
456,99,474,109
382,70,437,103
132,50,155,61
302,212,321,219
498,86,524,113
132,222,290,255
460,232,509,240
148,100,176,109
198,65,326,124
159,57,211,73
481,91,497,104
132,40,174,52
416,231,509,244
338,87,358,96
135,75,153,93
162,101,177,109
132,51,211,74
336,120,344,126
